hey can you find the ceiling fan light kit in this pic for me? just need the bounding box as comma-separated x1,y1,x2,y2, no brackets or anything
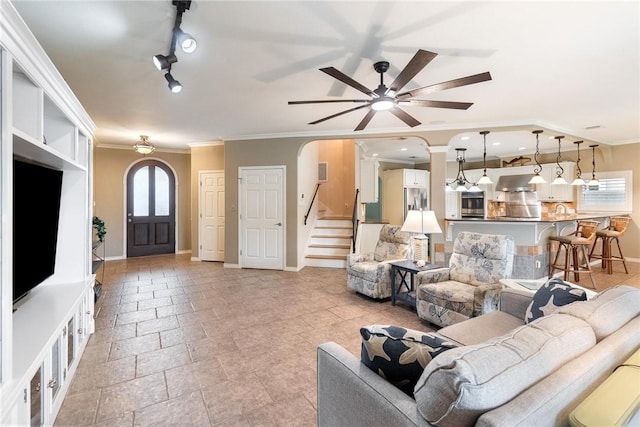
152,0,196,93
289,49,492,131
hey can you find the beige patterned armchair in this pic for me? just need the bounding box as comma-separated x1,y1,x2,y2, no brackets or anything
346,225,411,299
416,232,515,327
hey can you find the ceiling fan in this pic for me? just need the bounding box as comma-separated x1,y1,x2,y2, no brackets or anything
288,49,492,131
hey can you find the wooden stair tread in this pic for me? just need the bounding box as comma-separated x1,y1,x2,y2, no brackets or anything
311,234,352,238
308,244,350,249
315,226,352,230
319,216,352,220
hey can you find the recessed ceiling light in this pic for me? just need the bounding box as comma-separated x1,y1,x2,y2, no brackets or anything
492,142,501,146
518,147,526,150
461,136,470,140
400,148,408,151
372,153,379,157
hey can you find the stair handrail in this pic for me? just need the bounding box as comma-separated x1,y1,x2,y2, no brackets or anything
304,182,322,226
351,188,360,253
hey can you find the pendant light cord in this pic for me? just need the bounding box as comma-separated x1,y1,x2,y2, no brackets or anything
555,136,564,178
532,130,543,175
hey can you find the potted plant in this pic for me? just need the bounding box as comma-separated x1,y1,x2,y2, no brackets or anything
92,216,107,242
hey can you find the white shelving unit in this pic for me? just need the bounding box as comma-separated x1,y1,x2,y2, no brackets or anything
1,2,96,425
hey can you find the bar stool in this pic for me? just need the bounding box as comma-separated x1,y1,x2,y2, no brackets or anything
549,220,600,288
589,216,631,274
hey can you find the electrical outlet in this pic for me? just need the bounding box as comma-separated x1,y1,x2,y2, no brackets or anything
535,260,541,268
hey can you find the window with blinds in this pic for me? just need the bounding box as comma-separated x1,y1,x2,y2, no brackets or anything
578,170,632,212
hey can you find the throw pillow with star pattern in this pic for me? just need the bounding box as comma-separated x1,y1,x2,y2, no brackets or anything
525,278,587,324
360,325,458,395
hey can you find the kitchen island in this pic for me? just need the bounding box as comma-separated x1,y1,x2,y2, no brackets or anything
441,214,624,280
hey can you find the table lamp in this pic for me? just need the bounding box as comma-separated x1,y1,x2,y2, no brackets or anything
401,210,443,263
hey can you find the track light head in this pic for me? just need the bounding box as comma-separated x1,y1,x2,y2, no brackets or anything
175,29,197,53
164,72,182,93
153,53,178,71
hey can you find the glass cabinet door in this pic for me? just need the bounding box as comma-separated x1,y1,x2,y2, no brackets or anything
49,338,61,401
30,365,43,427
67,317,75,371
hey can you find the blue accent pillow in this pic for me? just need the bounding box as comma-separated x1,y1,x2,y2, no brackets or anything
360,325,458,395
525,278,587,323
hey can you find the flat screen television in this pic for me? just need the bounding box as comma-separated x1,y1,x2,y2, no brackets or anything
13,157,64,304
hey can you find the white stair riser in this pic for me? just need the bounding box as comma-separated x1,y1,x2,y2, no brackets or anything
315,220,353,228
306,247,351,256
309,237,352,246
311,231,352,239
305,258,347,268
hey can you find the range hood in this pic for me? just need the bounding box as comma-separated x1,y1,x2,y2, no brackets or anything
495,174,535,192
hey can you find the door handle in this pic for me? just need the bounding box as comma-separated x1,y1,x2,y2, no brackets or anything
275,222,282,226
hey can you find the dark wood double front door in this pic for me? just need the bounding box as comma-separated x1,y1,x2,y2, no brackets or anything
127,160,176,257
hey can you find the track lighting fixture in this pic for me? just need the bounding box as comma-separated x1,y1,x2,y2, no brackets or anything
570,141,586,186
551,136,567,185
477,130,493,185
134,135,155,155
165,72,182,93
152,0,196,92
528,130,546,184
175,28,197,53
153,54,177,71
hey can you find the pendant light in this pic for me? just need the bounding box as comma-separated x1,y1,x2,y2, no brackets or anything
528,130,546,184
477,130,493,185
445,148,482,192
134,135,155,155
551,136,567,185
570,141,586,186
588,144,600,186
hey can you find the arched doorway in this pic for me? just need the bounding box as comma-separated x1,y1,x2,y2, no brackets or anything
126,159,176,257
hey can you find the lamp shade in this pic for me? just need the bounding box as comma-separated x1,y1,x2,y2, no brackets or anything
401,210,443,235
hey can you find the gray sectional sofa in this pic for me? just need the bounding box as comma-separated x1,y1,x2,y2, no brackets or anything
317,285,640,426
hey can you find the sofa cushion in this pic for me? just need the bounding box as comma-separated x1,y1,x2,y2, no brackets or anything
417,281,475,317
557,285,640,341
414,313,596,427
525,278,587,323
360,325,458,395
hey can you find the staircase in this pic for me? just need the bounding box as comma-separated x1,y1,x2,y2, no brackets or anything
305,216,353,268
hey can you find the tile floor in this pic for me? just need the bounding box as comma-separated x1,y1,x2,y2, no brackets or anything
54,254,640,426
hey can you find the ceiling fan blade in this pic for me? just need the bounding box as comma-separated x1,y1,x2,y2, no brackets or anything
389,107,421,127
320,67,375,97
308,104,370,125
399,99,473,110
289,99,369,105
354,109,377,131
387,49,438,94
397,71,492,99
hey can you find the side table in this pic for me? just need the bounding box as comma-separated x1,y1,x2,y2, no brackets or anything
390,260,443,309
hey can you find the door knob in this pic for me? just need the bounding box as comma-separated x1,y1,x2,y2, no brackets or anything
275,222,282,226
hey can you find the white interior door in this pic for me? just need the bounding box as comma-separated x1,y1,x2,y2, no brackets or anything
200,171,225,261
240,166,284,270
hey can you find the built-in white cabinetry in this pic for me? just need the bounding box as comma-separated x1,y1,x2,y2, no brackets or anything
534,162,575,201
445,191,460,219
359,159,379,203
1,3,96,425
403,169,429,188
